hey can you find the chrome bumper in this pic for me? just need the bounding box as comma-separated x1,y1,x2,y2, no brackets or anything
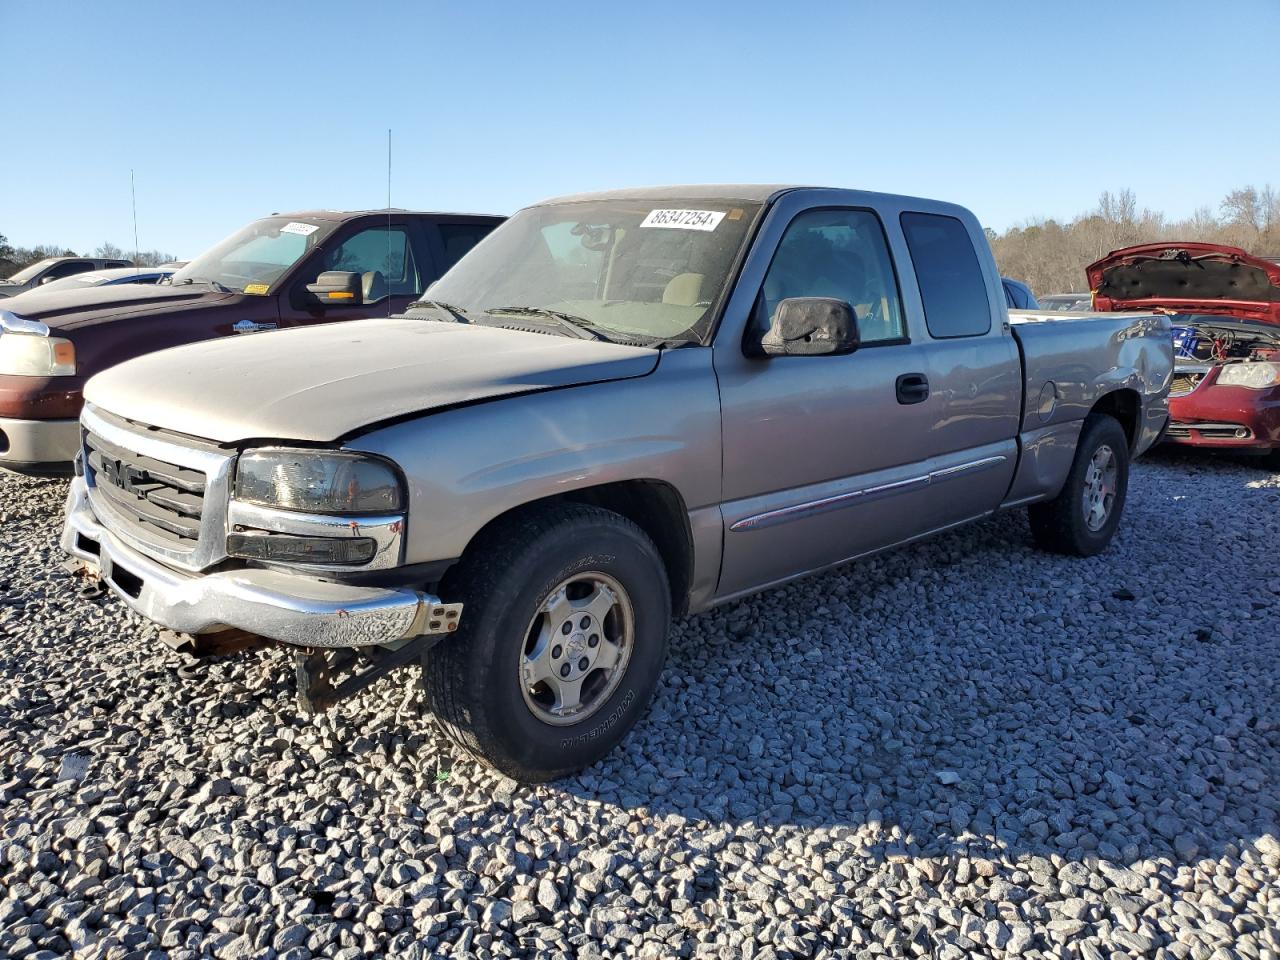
60,477,460,648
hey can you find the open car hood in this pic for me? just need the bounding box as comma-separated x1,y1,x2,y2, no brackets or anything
1087,243,1280,324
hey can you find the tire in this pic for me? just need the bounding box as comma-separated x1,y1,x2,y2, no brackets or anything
1028,414,1130,557
423,502,671,782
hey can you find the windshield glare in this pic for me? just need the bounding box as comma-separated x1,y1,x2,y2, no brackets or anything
169,218,335,293
415,199,763,343
6,258,58,284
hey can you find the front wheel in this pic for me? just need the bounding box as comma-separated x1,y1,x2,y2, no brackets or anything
1028,414,1130,556
424,503,671,782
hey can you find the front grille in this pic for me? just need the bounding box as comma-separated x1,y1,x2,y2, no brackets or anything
1166,421,1252,441
1169,372,1206,397
80,404,234,571
84,429,206,546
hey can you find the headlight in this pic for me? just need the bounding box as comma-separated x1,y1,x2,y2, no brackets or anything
0,333,76,375
1216,362,1280,390
235,449,404,514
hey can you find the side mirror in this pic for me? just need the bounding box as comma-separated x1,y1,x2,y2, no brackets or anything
306,271,363,306
39,276,56,285
759,297,859,357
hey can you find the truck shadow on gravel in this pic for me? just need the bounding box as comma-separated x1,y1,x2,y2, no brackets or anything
564,460,1280,869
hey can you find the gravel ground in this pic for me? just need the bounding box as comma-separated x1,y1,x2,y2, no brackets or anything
1,450,1278,960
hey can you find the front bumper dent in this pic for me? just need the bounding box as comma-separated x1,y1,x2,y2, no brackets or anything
61,477,460,648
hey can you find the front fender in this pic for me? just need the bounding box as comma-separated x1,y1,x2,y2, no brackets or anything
346,349,722,567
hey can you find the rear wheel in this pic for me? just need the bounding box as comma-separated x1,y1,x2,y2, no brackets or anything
424,503,671,782
1028,414,1130,556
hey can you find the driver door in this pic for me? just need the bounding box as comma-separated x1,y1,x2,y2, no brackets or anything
713,206,941,598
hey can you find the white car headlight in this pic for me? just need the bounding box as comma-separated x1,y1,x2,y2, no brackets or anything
0,332,76,376
1216,362,1280,390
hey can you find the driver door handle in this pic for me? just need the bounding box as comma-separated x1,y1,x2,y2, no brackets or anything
896,372,930,405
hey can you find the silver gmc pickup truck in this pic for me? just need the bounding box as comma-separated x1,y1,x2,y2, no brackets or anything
61,185,1173,781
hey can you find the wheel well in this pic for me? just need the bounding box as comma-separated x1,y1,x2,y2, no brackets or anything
1089,389,1140,451
459,481,694,616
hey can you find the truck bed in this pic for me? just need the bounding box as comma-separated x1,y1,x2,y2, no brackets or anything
998,309,1172,508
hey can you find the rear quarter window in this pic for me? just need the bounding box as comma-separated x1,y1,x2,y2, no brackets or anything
901,212,991,338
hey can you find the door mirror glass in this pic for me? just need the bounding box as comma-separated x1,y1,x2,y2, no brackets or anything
759,297,859,357
306,271,363,306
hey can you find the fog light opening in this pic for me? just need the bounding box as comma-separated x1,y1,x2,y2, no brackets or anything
227,532,378,566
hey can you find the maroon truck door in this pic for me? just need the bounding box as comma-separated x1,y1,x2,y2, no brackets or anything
276,219,432,329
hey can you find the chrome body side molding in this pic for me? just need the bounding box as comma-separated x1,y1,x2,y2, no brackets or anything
729,455,1008,533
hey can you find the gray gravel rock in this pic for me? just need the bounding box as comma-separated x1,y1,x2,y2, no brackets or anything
2,451,1279,958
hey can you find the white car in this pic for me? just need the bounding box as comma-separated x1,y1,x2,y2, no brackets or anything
34,264,183,293
1038,292,1094,311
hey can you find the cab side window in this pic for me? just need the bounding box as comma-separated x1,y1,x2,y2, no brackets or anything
438,223,497,271
318,227,421,302
900,212,991,338
46,260,96,280
751,209,905,346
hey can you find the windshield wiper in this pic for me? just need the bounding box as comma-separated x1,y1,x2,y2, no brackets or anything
176,277,232,293
484,306,609,341
408,299,470,323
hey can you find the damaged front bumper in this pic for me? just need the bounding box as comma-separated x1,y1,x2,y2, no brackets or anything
61,477,461,648
1166,384,1280,452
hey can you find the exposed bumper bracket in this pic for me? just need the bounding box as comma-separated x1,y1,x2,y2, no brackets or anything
294,632,445,713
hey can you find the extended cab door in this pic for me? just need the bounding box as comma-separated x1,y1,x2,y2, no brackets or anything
279,217,433,327
898,211,1020,529
713,195,942,598
423,218,503,278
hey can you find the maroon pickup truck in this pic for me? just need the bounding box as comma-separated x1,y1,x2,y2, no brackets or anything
0,209,502,475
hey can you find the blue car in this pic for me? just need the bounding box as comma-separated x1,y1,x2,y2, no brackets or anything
1001,276,1040,310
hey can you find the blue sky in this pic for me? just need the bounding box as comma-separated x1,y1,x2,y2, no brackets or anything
5,0,1278,257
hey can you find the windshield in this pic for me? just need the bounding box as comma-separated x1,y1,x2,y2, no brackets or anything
5,258,58,284
414,198,763,344
168,217,337,294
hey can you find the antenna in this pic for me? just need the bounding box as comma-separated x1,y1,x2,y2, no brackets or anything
386,128,392,317
130,169,140,272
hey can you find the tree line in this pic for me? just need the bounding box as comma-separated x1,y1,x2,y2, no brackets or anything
5,186,1279,293
989,185,1280,296
0,235,177,276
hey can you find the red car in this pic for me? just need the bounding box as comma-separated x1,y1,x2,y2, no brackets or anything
1088,243,1280,463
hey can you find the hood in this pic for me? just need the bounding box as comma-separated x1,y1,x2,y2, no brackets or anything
0,281,234,330
1087,243,1280,324
85,317,660,443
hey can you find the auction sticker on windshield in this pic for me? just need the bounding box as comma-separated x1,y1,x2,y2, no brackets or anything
279,222,319,237
640,209,725,231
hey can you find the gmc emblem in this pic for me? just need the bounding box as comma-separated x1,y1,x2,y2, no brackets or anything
99,458,148,497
